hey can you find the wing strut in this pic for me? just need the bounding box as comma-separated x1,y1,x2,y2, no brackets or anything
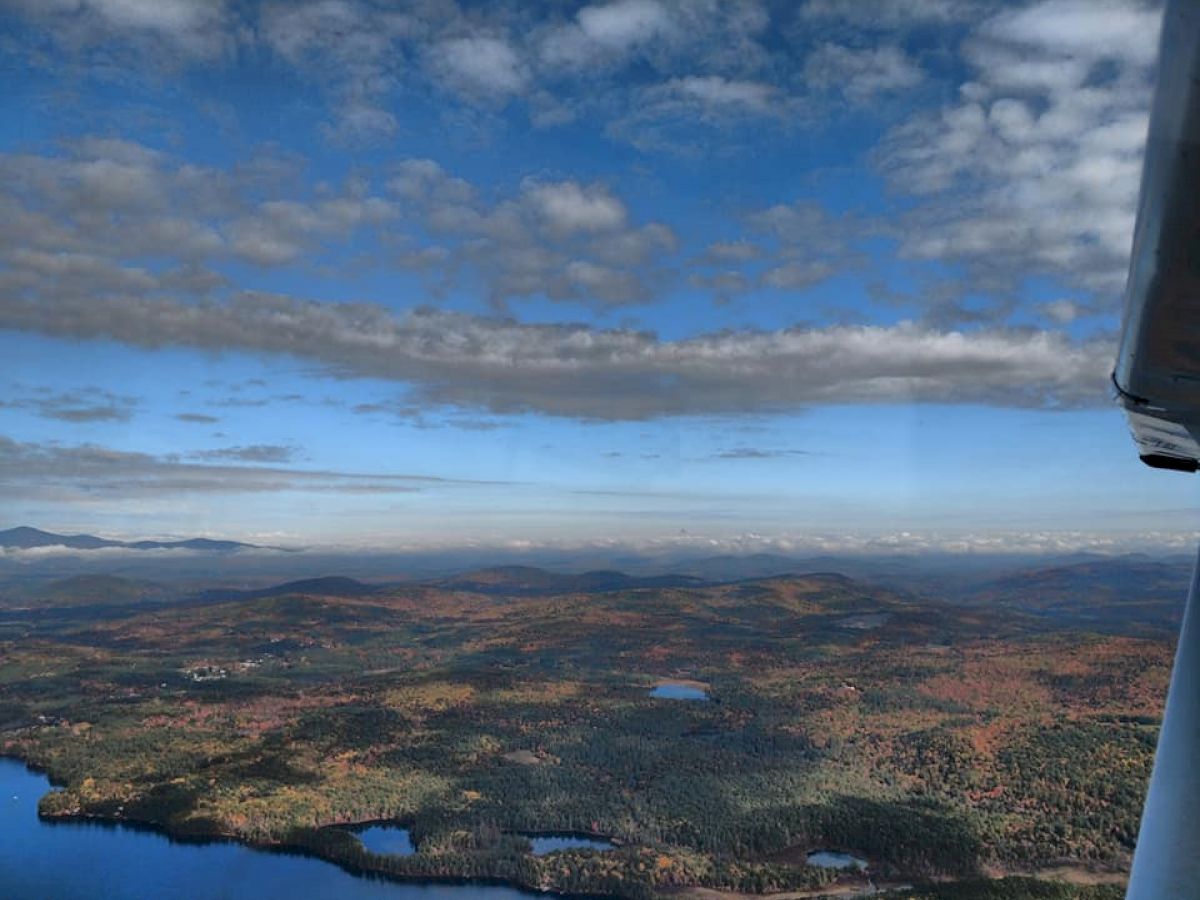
1126,548,1200,897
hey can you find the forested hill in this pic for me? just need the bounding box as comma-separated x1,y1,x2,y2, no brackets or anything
3,552,1190,640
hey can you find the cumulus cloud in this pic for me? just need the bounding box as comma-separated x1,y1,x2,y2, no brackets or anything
690,200,871,297
257,0,422,139
877,0,1161,302
0,140,669,308
0,292,1115,420
662,75,777,113
524,180,628,233
804,44,925,103
5,0,234,57
229,196,396,266
0,138,399,300
385,161,676,305
539,0,674,68
430,34,528,98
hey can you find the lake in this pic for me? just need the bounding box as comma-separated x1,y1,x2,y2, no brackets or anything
0,758,538,900
806,850,868,870
527,833,614,855
351,824,416,856
649,682,709,701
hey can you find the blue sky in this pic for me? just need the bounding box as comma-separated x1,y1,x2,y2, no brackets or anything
1,0,1196,554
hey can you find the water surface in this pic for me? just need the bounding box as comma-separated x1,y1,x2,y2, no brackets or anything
806,850,868,870
527,834,614,855
649,683,709,701
0,758,535,900
353,824,415,856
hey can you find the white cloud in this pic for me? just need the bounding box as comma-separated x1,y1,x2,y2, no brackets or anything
0,292,1115,419
383,165,675,304
1040,299,1087,324
0,137,680,313
540,0,673,67
578,0,670,47
83,0,217,33
259,0,420,139
0,139,402,284
430,34,528,98
5,0,233,55
667,75,776,112
798,0,992,27
878,0,1161,303
524,180,628,233
980,0,1160,66
804,44,925,103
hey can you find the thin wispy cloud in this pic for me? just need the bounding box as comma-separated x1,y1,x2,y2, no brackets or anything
0,387,138,423
0,436,507,499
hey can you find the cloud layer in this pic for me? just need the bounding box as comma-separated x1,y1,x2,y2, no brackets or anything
0,0,1160,421
0,292,1113,419
0,436,492,499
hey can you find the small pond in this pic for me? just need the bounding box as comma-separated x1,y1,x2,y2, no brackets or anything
649,683,709,701
527,834,614,856
351,825,416,856
806,850,868,870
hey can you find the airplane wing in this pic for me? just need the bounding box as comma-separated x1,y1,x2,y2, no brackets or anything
1114,0,1200,472
1117,2,1200,897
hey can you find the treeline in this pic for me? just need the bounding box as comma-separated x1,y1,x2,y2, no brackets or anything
290,825,839,899
896,878,1124,900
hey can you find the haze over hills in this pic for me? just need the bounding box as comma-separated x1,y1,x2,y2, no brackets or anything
0,526,276,554
0,554,1189,637
960,557,1192,634
432,565,707,596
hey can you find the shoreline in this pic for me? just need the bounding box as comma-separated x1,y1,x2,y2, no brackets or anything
3,754,1130,900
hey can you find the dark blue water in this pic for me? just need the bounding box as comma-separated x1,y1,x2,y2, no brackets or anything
353,824,415,856
649,683,709,701
0,758,534,900
528,834,613,855
806,850,868,870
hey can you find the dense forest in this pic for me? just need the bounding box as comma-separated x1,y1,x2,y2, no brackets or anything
0,571,1170,898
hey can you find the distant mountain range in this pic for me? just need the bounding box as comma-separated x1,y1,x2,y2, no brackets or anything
959,556,1192,633
0,526,269,553
0,532,1192,636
